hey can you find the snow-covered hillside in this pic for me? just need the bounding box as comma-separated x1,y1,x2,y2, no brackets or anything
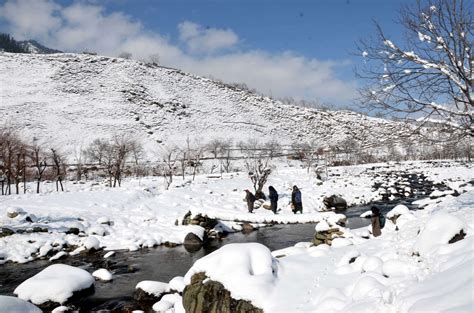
0,52,409,153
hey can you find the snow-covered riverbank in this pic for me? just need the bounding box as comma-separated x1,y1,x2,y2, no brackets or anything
0,160,472,265
171,187,474,312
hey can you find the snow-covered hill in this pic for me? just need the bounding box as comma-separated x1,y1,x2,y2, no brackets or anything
18,40,62,54
0,52,409,153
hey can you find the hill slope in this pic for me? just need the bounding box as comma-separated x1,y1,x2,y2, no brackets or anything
0,52,409,153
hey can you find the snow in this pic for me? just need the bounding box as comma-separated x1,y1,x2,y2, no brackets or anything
14,264,94,305
413,212,467,256
0,296,42,313
92,268,113,281
183,242,277,308
387,204,410,218
0,160,471,311
168,276,185,293
152,294,184,313
104,251,115,258
136,281,169,297
175,186,474,312
0,52,409,155
83,236,100,250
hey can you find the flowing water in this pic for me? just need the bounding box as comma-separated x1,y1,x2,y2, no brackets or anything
0,171,455,312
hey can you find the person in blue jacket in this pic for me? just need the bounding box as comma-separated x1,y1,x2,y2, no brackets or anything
291,185,303,214
268,186,278,214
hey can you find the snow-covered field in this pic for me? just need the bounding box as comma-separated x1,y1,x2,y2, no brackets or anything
0,160,473,312
178,190,474,312
0,160,471,265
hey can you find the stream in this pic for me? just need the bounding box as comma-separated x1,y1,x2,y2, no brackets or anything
0,170,456,312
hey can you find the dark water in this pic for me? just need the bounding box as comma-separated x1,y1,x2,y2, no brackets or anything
0,223,318,311
0,170,455,311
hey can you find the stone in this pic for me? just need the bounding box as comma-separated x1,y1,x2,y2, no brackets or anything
448,229,466,244
7,212,19,218
66,228,80,235
183,272,263,313
323,195,347,211
242,223,255,232
0,227,15,237
184,233,203,246
134,287,166,304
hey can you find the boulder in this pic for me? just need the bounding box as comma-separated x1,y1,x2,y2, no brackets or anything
134,280,169,304
183,272,263,313
66,227,80,235
14,264,95,310
184,233,203,246
0,227,15,237
183,213,218,230
242,223,255,233
312,228,345,246
323,195,347,211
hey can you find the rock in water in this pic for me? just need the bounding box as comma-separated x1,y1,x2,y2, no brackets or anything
183,232,203,246
14,264,95,309
183,272,263,313
323,195,347,211
0,296,42,313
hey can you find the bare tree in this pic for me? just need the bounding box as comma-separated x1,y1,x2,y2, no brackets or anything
160,145,178,189
50,148,65,192
31,144,47,193
357,0,473,140
242,139,272,199
219,139,234,174
85,139,108,165
264,139,282,159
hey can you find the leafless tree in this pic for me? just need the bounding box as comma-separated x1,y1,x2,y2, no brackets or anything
357,0,473,140
160,145,178,189
31,144,47,193
264,139,282,159
242,139,272,199
50,148,65,192
85,139,108,165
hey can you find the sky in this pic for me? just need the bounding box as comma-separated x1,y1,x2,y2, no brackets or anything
0,0,412,107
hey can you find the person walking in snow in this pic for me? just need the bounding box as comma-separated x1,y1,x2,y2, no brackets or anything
291,185,303,214
268,186,279,214
371,206,382,237
245,189,256,213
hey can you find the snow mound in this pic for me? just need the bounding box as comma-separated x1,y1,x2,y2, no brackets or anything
315,220,330,232
83,236,100,250
362,256,384,274
152,293,183,312
387,204,410,218
413,212,467,256
0,296,42,313
184,243,277,308
351,274,388,301
92,268,113,281
382,259,416,277
14,264,94,305
168,276,185,293
136,281,169,297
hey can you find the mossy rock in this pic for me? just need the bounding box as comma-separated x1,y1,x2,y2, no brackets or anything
183,272,263,313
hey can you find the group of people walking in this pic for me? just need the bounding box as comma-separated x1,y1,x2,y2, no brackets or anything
245,185,303,214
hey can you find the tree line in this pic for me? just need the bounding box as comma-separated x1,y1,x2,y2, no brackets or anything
0,127,471,196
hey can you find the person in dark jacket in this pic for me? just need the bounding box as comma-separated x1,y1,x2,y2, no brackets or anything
245,189,256,213
268,186,278,214
291,185,303,214
370,206,382,237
